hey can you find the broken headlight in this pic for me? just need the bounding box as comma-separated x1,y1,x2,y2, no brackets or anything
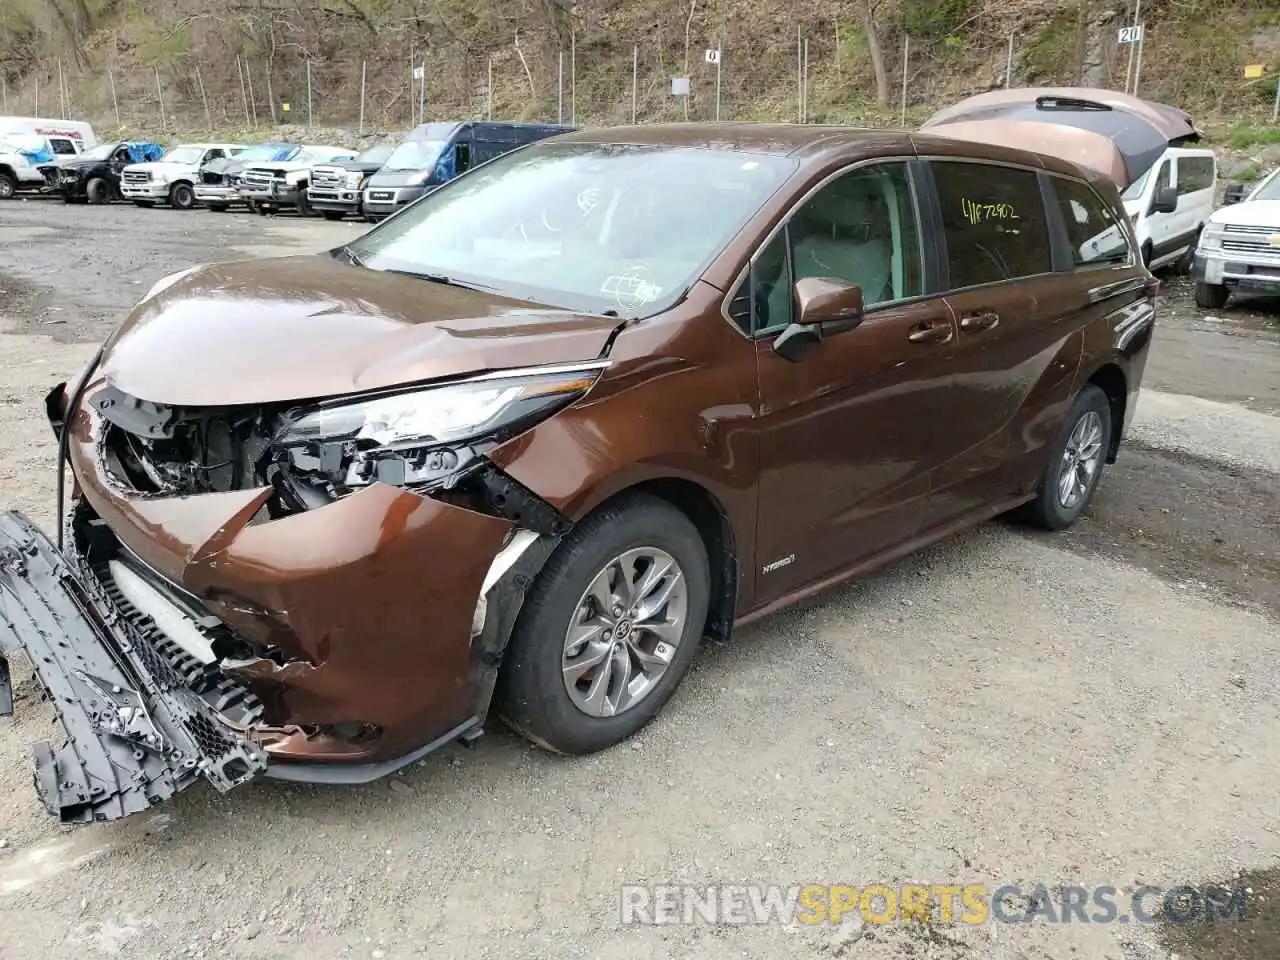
270,363,605,497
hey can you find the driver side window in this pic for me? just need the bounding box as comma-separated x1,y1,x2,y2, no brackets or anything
728,161,924,336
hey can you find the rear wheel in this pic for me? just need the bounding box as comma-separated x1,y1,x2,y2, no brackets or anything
1015,384,1112,531
168,182,195,210
0,173,15,199
86,178,110,205
1194,281,1229,310
496,492,710,755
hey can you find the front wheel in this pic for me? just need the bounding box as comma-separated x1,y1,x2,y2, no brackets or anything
295,188,312,217
86,177,110,205
1194,281,1229,310
496,492,710,755
168,182,195,209
1173,229,1200,275
1015,384,1113,531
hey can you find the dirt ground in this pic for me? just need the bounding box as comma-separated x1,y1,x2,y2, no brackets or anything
0,199,1278,960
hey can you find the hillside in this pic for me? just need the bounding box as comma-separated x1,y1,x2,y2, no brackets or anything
1,0,1278,143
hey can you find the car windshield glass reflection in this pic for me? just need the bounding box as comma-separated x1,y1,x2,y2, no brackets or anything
382,140,448,172
347,142,797,316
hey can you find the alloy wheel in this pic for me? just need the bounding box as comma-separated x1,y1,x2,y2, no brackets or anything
561,547,688,718
1058,410,1104,509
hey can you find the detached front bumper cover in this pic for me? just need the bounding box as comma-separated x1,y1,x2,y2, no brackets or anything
0,510,267,823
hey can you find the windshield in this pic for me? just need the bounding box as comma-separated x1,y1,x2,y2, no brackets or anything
346,141,798,316
356,142,397,165
81,143,117,161
1120,166,1150,202
1251,170,1280,202
161,146,205,165
382,139,449,173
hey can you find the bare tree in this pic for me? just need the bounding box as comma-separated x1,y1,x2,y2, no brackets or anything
850,0,891,106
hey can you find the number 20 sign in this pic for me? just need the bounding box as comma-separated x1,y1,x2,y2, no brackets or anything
1117,24,1143,45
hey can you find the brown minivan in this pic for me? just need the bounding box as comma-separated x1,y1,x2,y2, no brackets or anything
0,123,1156,823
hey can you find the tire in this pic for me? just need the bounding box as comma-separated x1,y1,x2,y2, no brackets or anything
295,187,312,217
321,210,346,221
1016,384,1113,531
245,200,259,215
1194,281,1229,310
86,177,109,205
496,492,711,755
168,182,195,210
1173,229,1200,275
1140,242,1153,270
0,173,15,199
206,203,228,213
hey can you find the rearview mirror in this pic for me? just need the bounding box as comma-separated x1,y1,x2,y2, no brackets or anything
1152,186,1178,215
1222,182,1248,206
771,278,865,363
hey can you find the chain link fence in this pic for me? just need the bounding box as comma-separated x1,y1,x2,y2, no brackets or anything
1,17,1277,143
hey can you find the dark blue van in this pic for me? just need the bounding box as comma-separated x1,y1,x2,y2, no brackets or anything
361,120,573,220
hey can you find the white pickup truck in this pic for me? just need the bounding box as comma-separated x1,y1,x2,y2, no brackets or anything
1191,166,1280,308
120,143,246,210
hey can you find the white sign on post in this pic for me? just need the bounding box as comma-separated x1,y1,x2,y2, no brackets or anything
1117,24,1143,45
671,76,690,96
705,48,721,65
412,65,425,80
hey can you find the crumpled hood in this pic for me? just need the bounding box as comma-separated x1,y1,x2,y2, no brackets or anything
96,254,624,407
200,156,249,176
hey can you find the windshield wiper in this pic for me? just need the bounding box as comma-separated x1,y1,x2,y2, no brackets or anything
385,269,495,293
336,245,366,268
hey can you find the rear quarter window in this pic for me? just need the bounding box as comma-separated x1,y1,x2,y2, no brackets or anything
929,160,1053,289
1048,176,1132,268
49,139,77,155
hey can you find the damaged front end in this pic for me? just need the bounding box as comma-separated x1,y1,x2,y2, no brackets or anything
0,360,603,822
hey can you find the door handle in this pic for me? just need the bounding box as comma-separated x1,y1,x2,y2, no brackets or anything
959,311,1000,333
907,320,953,345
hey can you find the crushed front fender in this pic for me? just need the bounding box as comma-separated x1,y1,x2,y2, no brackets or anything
0,510,267,823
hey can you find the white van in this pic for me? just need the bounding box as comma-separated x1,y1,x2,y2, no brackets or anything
0,117,97,198
1119,145,1218,273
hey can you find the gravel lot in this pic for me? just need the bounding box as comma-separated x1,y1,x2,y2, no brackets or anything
0,200,1278,960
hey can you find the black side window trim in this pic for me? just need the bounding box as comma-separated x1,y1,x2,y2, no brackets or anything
1039,171,1075,273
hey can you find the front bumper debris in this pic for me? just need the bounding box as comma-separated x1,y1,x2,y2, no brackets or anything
0,510,267,823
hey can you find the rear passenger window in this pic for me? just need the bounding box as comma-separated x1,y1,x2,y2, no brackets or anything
1050,176,1131,268
1176,156,1215,195
931,160,1052,288
50,139,76,155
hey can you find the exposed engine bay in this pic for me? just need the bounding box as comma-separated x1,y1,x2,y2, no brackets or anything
89,382,571,536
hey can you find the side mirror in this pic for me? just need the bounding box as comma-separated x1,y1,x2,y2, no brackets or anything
1222,183,1248,206
1152,186,1178,214
772,277,865,363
